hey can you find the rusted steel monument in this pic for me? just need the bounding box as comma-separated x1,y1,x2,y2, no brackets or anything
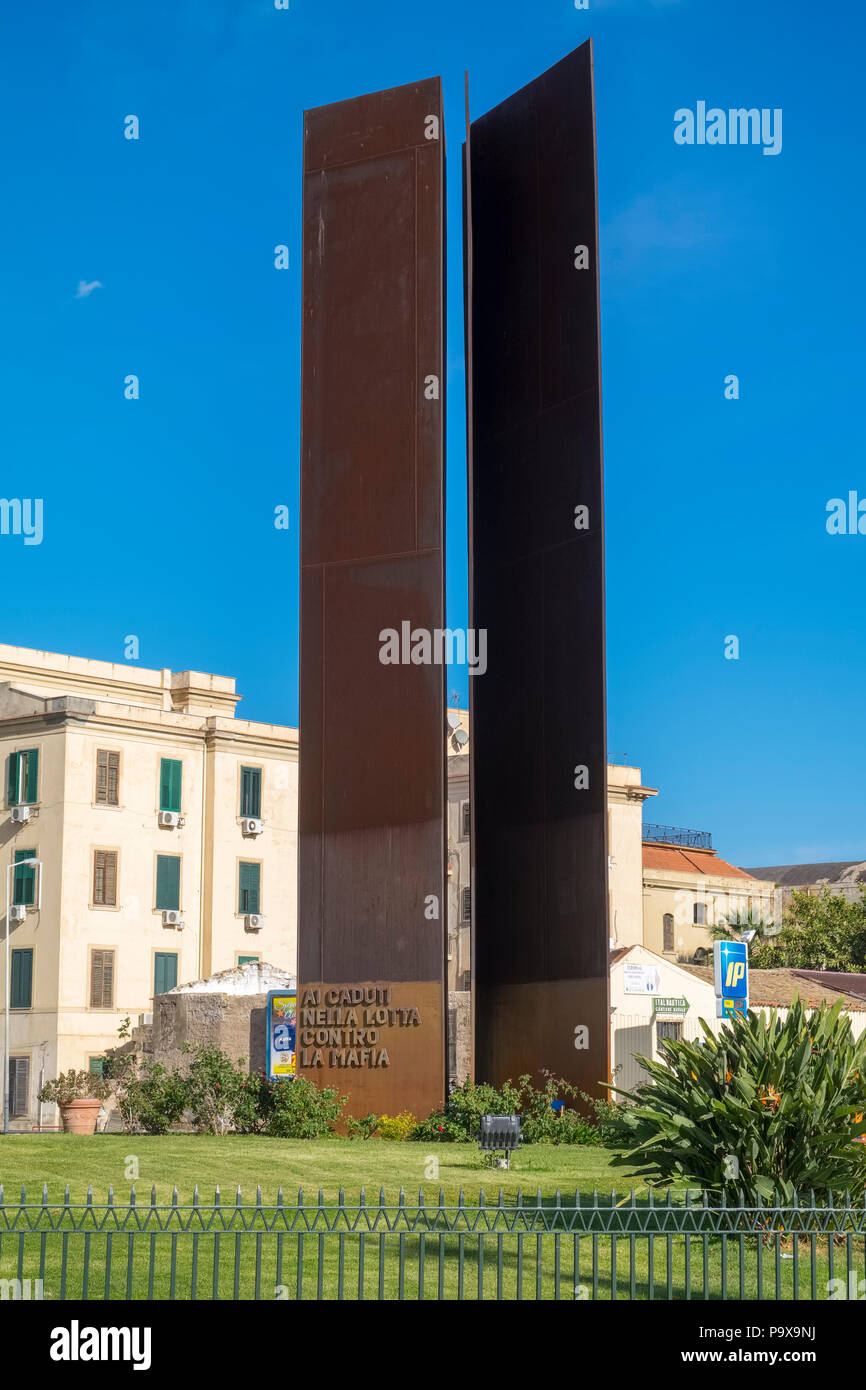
466,40,610,1100
298,41,609,1116
298,79,448,1117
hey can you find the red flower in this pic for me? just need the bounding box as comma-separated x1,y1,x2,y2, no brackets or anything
437,1125,444,1132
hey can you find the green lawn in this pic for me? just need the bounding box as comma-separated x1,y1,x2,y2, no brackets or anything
0,1138,857,1300
0,1134,636,1204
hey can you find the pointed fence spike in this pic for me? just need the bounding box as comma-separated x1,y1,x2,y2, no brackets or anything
108,1185,114,1206
42,1183,48,1205
150,1185,156,1207
378,1186,385,1207
21,1183,26,1204
172,1185,178,1206
193,1186,199,1206
87,1184,93,1205
298,1187,304,1206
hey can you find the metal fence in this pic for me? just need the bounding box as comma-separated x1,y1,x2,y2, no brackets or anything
2,1184,865,1300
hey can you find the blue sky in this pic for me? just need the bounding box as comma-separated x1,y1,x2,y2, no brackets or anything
0,0,863,866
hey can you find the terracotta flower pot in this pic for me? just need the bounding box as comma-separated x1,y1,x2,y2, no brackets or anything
58,1099,103,1135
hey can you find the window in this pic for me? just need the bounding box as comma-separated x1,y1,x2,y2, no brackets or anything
460,801,470,839
153,952,178,996
159,758,182,813
96,750,120,805
693,902,707,926
155,855,181,911
10,949,33,1009
12,849,37,907
238,862,261,914
89,1057,105,1078
7,748,38,806
237,954,260,966
461,886,472,923
657,1021,682,1045
93,850,118,907
240,766,262,819
8,1057,30,1117
89,949,115,1009
663,913,674,952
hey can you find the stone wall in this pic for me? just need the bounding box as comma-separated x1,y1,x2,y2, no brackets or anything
448,990,471,1086
154,991,268,1074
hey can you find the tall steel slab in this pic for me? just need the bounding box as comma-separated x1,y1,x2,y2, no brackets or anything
298,79,447,1118
466,40,610,1099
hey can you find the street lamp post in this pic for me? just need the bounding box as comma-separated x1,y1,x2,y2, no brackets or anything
3,856,41,1135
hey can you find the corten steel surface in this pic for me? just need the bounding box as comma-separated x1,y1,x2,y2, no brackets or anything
466,41,610,1099
299,78,447,1119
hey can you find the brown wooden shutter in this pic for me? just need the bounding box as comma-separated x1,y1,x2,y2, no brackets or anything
93,851,118,906
90,949,115,1008
97,751,120,805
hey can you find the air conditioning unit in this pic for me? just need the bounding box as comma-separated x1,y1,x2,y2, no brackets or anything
162,910,184,928
244,914,263,932
158,811,181,829
241,818,264,836
9,904,27,923
10,805,31,824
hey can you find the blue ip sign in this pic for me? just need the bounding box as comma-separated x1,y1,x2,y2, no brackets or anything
714,939,749,1019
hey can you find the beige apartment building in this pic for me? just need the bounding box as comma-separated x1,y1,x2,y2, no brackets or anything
642,835,776,964
1,644,297,1130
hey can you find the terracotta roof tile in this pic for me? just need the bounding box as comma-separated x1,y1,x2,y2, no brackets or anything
680,965,866,1011
642,844,755,879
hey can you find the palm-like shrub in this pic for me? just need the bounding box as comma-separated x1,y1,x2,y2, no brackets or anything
609,1000,866,1200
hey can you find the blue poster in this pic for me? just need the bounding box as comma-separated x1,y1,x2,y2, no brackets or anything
267,990,297,1080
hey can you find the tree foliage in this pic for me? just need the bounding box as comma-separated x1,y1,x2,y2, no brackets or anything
748,886,866,972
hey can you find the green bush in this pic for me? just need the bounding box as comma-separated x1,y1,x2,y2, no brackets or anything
345,1112,379,1140
411,1073,615,1145
608,999,866,1199
263,1076,346,1139
182,1045,254,1136
114,1063,187,1135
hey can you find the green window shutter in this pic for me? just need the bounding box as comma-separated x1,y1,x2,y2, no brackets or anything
24,749,38,803
7,753,20,806
155,855,181,911
240,767,262,819
89,1057,104,1078
13,849,36,907
9,1058,30,1117
159,758,182,813
10,949,33,1009
238,862,261,915
154,952,178,996
237,955,260,965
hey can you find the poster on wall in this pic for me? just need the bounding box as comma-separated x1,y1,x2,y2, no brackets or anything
623,963,662,996
267,990,297,1081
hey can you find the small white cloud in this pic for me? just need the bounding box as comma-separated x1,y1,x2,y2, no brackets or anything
75,279,103,299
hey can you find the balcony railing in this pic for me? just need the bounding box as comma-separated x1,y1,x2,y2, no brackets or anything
642,823,712,850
